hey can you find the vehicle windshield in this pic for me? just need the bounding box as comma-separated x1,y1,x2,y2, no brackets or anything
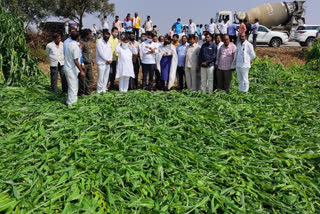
297,26,320,30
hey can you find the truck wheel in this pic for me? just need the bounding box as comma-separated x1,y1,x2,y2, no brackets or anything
270,38,281,48
306,37,315,47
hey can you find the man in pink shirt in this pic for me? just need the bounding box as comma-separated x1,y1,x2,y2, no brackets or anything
238,20,247,37
216,35,237,92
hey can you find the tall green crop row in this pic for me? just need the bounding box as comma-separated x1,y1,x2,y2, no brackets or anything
0,7,43,85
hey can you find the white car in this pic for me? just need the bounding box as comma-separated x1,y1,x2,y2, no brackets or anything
248,25,289,47
294,25,320,47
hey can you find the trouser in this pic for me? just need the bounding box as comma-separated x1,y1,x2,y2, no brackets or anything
64,69,79,106
50,64,68,93
119,76,130,92
213,66,218,90
185,67,198,91
200,66,214,93
129,60,140,90
109,60,117,90
216,69,233,92
229,35,237,44
177,66,185,90
155,69,162,89
97,64,111,93
133,28,140,41
253,34,258,49
142,63,156,90
236,67,250,92
78,63,93,95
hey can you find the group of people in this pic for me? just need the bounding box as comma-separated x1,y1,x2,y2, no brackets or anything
46,16,256,107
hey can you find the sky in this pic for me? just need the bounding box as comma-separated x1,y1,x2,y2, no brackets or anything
51,0,319,34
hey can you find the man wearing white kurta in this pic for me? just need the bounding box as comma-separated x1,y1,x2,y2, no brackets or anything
96,30,113,94
184,35,200,91
188,19,197,36
64,32,84,106
233,34,256,92
208,18,216,35
115,38,138,92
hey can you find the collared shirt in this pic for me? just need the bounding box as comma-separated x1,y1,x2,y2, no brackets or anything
252,22,259,35
219,23,228,34
185,43,201,69
101,18,109,29
235,40,256,68
63,37,72,55
188,23,197,35
96,38,112,65
124,20,133,32
199,42,217,67
91,26,97,34
144,20,153,32
239,23,247,36
217,43,237,70
113,20,123,32
108,35,119,61
173,22,183,34
208,23,216,34
228,23,237,36
141,42,159,64
173,42,180,49
133,16,141,29
80,39,93,64
46,41,64,67
176,43,188,67
64,40,80,73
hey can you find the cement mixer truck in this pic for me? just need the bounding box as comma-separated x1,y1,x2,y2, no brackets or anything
216,1,306,40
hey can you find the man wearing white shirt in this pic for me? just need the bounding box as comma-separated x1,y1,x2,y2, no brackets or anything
46,33,67,93
185,35,201,91
141,37,158,90
64,32,84,106
233,34,256,92
208,18,216,35
101,15,109,31
144,16,153,34
218,19,228,35
96,30,113,94
188,19,197,36
91,24,97,39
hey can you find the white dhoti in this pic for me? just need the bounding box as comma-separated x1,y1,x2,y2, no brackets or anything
97,64,111,93
119,76,130,92
200,66,214,93
185,67,198,91
64,68,79,106
236,67,250,92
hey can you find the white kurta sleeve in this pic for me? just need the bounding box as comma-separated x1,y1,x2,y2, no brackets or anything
248,43,256,60
129,45,138,55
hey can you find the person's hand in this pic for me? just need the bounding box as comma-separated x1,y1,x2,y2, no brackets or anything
107,60,112,64
201,62,208,67
171,52,174,55
80,71,85,78
81,64,85,69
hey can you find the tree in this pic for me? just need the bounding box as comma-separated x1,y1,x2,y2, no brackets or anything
54,0,115,30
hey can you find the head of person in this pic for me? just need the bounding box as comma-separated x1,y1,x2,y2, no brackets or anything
127,13,131,19
159,36,165,43
93,24,96,27
181,35,187,45
195,35,199,43
147,32,154,39
71,31,80,41
239,20,244,24
152,35,158,43
210,18,214,23
177,18,181,23
70,28,77,34
255,18,259,23
111,27,118,38
129,32,135,42
244,19,248,24
104,15,107,19
81,29,92,41
196,24,199,28
188,35,196,45
189,19,192,24
53,33,61,45
215,34,221,44
141,33,146,41
121,36,130,49
200,24,203,28
223,19,227,24
223,35,230,46
164,35,172,45
153,25,157,29
135,12,138,17
240,34,247,43
115,16,119,21
102,29,110,42
147,16,151,21
172,34,179,43
205,33,213,43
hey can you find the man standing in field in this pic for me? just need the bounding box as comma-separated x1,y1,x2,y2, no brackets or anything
208,18,216,35
173,18,183,34
124,14,133,35
144,16,153,35
216,35,237,92
176,35,188,90
132,12,141,41
113,16,123,38
188,19,197,36
46,33,68,93
64,32,85,106
141,36,158,90
96,30,113,94
108,27,119,90
228,21,238,44
172,34,180,49
233,34,256,92
101,15,109,32
129,32,141,90
251,19,260,49
79,29,94,96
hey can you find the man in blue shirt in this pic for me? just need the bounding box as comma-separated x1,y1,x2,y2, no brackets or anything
199,33,217,93
173,18,183,34
227,22,238,44
176,35,188,90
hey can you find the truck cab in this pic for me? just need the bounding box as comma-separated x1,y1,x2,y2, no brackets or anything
215,11,234,25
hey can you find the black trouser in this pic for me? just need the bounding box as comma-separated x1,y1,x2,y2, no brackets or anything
216,69,233,92
78,62,93,95
155,69,163,90
109,60,117,90
177,66,185,90
133,28,140,41
213,66,218,90
229,35,237,44
129,59,140,90
50,63,67,93
253,34,258,49
142,63,155,90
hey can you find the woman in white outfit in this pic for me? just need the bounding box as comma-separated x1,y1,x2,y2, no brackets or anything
115,36,138,92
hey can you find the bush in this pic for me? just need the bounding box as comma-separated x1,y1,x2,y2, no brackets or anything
306,39,320,70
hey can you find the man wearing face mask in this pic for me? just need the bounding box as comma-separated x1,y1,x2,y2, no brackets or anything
108,27,119,90
128,32,141,90
96,30,113,94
